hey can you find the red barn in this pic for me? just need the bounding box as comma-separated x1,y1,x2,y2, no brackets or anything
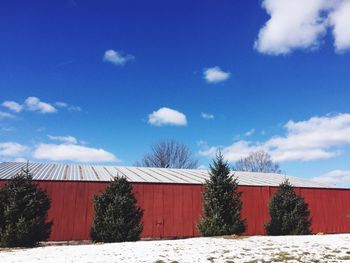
0,161,349,241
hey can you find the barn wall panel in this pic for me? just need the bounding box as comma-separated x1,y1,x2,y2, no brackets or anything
152,184,164,238
191,185,203,236
132,184,145,237
36,181,108,241
163,184,175,237
299,187,350,233
0,180,349,241
239,186,271,235
183,185,194,237
140,183,154,237
172,184,184,237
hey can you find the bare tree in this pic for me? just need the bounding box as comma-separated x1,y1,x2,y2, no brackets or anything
234,150,282,174
135,139,198,169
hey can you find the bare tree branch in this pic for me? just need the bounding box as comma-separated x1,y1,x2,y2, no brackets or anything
234,150,282,174
135,139,198,169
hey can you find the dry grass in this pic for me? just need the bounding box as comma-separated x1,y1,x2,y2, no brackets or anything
223,234,247,240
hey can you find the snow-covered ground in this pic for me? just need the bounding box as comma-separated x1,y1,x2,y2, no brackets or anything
1,234,350,263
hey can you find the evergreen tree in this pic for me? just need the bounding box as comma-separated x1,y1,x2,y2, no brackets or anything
0,165,52,247
265,179,311,235
91,176,144,242
197,153,246,236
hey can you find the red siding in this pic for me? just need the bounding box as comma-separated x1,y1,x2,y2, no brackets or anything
0,180,349,241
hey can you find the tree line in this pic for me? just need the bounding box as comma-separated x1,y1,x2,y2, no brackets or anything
0,153,311,247
135,139,282,173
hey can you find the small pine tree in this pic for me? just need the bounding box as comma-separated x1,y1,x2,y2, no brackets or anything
91,176,144,242
265,179,311,235
197,153,246,236
0,165,52,247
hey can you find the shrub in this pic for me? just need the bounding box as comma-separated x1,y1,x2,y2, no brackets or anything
197,153,246,236
265,179,311,235
0,166,52,247
91,176,144,242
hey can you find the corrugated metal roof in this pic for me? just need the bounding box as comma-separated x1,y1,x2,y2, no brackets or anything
0,161,339,188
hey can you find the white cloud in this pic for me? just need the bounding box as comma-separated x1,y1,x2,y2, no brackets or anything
199,140,262,162
36,127,46,132
2,97,57,114
0,111,15,119
255,0,350,54
33,143,118,163
196,164,208,170
148,107,187,126
25,97,57,113
67,105,82,112
200,113,350,162
13,157,28,162
245,129,255,137
103,49,134,66
201,112,214,120
55,102,68,108
2,101,23,112
203,67,230,83
0,125,15,132
271,148,336,162
0,136,118,164
55,101,82,112
329,0,350,52
255,0,328,55
312,170,350,187
0,142,28,157
48,135,78,145
266,113,350,152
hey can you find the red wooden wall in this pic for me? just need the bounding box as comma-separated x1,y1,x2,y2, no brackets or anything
0,180,349,241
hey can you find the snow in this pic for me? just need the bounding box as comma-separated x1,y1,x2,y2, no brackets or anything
1,234,350,263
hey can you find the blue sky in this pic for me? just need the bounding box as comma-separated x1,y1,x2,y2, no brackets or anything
1,0,350,186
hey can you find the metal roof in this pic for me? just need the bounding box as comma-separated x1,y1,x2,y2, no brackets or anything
0,161,338,188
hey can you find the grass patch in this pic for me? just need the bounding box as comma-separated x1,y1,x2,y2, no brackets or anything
207,256,216,262
245,260,270,263
263,247,275,250
154,260,179,263
223,234,246,240
264,243,274,246
270,251,300,262
309,260,320,263
0,248,15,252
338,256,350,260
323,254,335,259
